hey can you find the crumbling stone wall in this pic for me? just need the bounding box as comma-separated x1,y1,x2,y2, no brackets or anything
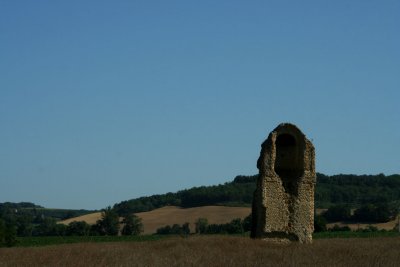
251,123,316,243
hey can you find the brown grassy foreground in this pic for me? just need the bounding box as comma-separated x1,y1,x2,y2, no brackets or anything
1,236,400,267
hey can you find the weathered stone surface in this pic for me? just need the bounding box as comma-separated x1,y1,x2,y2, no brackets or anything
251,123,316,243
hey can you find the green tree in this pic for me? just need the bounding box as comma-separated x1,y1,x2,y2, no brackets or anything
96,207,120,236
206,223,225,234
121,214,143,236
374,203,394,222
353,203,394,223
33,217,64,236
171,224,182,234
16,215,34,237
66,221,91,236
4,223,17,247
323,205,351,222
226,218,243,234
155,222,190,235
181,222,190,235
195,218,208,234
156,225,172,235
0,219,5,246
0,219,17,247
329,224,351,232
242,214,252,232
314,215,327,232
393,222,399,232
89,223,102,236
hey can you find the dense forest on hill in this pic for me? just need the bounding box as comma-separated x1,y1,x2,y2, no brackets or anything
316,173,400,207
113,173,400,215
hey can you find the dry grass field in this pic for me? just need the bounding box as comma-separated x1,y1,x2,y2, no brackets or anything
60,212,102,225
1,236,399,267
60,206,398,234
136,206,250,234
60,206,251,234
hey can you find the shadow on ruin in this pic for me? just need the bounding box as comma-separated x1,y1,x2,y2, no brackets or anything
251,123,316,243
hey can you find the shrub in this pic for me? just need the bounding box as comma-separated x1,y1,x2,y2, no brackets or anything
329,224,351,232
314,215,327,232
66,221,91,236
322,205,351,222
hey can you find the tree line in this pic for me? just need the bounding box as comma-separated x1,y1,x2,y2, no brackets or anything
0,206,143,247
2,172,400,246
0,202,94,221
315,173,400,207
156,215,252,235
114,173,400,215
314,201,398,233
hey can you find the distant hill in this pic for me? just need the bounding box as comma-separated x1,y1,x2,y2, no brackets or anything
113,173,400,215
113,175,257,215
136,206,250,234
0,202,43,209
0,202,96,221
61,206,398,234
60,206,251,234
59,173,400,234
3,173,400,226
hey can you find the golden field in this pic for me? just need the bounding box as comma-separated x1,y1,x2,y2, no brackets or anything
60,206,251,234
60,206,398,234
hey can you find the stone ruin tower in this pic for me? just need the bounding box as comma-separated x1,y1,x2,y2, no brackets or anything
251,123,316,243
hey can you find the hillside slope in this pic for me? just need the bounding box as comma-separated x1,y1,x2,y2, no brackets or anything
137,206,250,234
113,173,400,216
60,212,102,225
61,207,399,234
60,206,251,234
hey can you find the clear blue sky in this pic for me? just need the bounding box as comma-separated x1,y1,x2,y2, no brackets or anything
1,1,399,209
